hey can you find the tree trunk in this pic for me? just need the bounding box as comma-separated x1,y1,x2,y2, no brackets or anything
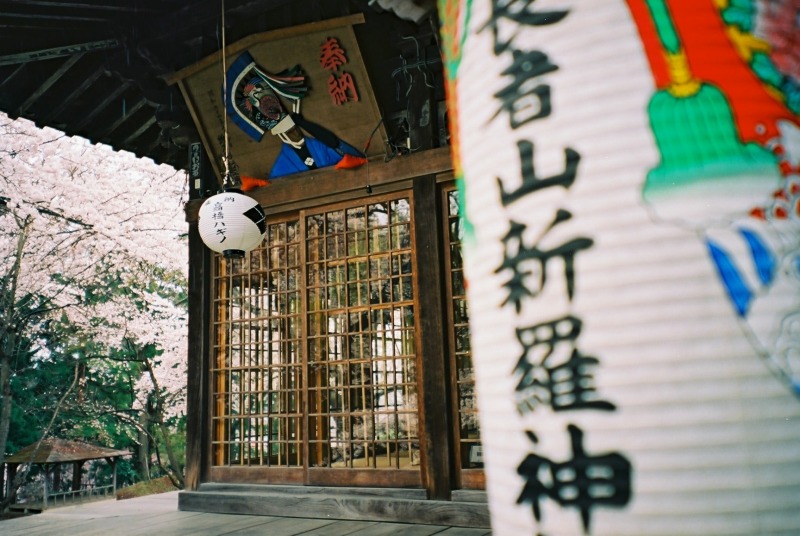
137,409,151,480
0,343,13,467
143,358,185,488
155,411,184,488
0,217,32,467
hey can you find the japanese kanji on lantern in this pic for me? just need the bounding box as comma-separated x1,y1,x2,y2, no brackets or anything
440,0,800,535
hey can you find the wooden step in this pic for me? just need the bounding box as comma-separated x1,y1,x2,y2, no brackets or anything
178,484,491,528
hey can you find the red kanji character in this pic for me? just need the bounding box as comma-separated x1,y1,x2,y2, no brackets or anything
320,37,347,72
327,72,359,106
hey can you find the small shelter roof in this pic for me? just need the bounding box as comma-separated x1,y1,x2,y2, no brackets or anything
5,439,130,465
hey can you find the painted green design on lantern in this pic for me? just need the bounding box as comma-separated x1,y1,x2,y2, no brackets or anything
643,83,778,201
641,0,780,205
645,0,681,54
721,0,756,32
751,53,785,88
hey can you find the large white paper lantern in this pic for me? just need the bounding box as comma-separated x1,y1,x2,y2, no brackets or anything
441,0,800,534
198,190,266,258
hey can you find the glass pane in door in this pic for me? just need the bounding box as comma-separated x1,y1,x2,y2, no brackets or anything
211,219,303,467
307,197,420,469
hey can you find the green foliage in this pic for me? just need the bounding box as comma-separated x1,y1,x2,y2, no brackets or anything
89,457,139,488
159,414,186,471
6,404,40,454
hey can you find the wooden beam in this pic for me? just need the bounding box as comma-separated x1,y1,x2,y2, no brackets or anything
0,39,117,66
0,63,28,95
17,53,85,115
4,1,162,13
0,12,108,26
73,81,131,131
179,485,491,528
96,98,148,140
121,115,157,146
40,66,105,124
177,79,224,187
184,146,454,222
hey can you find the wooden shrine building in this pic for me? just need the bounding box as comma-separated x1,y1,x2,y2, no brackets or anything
173,13,488,528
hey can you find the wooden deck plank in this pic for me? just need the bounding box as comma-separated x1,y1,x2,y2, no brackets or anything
347,521,450,535
122,512,279,535
78,511,218,536
0,493,191,535
2,510,204,536
1,520,82,535
0,491,494,536
0,515,56,534
300,519,383,535
435,528,492,536
223,516,339,535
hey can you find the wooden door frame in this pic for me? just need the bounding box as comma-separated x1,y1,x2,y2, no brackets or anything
439,182,485,490
185,148,460,495
298,192,422,488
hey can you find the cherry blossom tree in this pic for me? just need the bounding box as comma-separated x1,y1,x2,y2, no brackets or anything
0,112,189,488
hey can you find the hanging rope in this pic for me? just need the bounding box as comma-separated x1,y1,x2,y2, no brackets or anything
221,0,232,188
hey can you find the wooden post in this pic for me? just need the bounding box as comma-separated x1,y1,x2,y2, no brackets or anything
52,464,61,493
412,175,453,500
72,461,83,491
42,466,48,509
184,152,213,489
5,463,16,500
112,458,118,496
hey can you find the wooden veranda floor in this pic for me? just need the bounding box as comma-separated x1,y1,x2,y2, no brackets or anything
0,491,493,535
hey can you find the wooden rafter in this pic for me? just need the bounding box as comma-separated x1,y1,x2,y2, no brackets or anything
17,53,86,115
0,39,118,66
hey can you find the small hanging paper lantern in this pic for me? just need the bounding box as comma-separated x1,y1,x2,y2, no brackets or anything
198,190,266,258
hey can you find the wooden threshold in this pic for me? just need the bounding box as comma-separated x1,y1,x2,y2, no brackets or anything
178,483,491,529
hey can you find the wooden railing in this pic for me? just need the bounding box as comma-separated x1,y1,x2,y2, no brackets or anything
44,484,115,508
